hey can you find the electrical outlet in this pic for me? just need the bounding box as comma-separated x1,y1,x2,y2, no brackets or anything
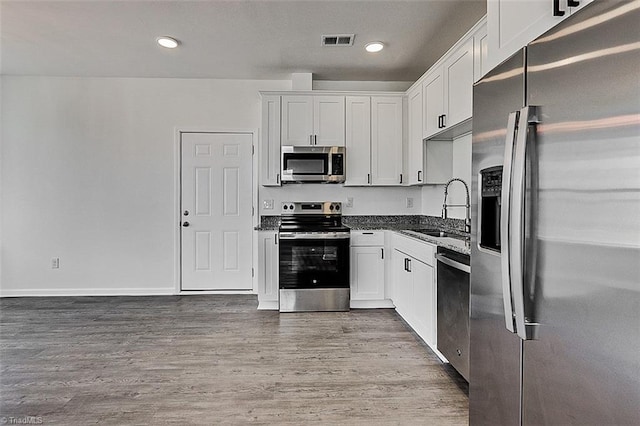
51,257,60,269
263,199,274,210
346,197,354,208
406,197,414,208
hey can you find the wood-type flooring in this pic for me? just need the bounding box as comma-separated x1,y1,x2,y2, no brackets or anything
0,295,468,425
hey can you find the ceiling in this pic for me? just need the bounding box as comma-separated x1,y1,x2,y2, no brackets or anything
0,0,486,82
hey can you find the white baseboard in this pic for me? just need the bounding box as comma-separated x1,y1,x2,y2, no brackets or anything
179,290,256,295
0,288,260,298
257,300,279,310
0,287,176,298
350,299,395,309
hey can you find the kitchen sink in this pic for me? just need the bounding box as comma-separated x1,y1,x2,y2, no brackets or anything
414,229,469,241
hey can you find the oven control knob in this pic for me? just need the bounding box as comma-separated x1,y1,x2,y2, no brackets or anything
283,205,288,210
329,205,334,210
335,204,340,211
289,204,294,210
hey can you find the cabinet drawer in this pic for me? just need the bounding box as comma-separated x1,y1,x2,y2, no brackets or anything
392,233,435,266
350,230,385,246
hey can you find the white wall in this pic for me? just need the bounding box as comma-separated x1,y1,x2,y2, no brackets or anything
421,133,472,219
0,76,290,296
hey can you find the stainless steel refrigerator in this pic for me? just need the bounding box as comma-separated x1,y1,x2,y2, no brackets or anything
469,1,640,425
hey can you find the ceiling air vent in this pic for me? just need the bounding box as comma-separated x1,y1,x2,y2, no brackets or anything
321,34,355,47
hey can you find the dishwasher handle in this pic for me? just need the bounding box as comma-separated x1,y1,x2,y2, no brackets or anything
435,253,471,274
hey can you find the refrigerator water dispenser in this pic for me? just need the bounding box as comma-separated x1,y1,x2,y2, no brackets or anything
479,166,502,252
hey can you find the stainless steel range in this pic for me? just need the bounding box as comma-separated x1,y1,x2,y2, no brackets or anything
278,202,350,312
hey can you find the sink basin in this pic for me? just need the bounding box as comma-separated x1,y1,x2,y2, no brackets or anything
414,229,469,241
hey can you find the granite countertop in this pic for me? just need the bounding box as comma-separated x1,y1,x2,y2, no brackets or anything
254,224,279,231
395,229,470,255
347,224,470,255
256,215,470,255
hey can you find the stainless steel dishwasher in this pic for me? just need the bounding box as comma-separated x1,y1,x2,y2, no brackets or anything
436,246,471,382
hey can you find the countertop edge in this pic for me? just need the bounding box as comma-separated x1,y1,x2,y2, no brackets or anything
255,225,471,255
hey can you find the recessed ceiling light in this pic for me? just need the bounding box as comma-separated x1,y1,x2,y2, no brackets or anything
157,36,179,49
365,42,384,53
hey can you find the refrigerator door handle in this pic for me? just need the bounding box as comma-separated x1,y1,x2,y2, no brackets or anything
501,111,519,334
511,106,541,341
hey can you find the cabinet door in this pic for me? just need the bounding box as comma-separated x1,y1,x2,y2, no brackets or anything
345,96,371,186
392,250,412,320
487,0,562,71
444,37,474,128
281,95,313,146
411,259,436,346
474,24,489,83
422,69,445,139
313,96,345,146
260,95,281,186
407,86,425,185
350,246,385,301
371,96,403,186
257,232,279,309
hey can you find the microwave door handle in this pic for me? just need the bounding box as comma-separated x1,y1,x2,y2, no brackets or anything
501,111,519,334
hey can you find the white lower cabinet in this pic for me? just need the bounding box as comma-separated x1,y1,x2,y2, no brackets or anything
391,236,437,348
350,231,392,308
257,231,279,310
392,250,412,317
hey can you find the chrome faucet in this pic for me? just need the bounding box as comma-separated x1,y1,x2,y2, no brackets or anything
442,178,471,233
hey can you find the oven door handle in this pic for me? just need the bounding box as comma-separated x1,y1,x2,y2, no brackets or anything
278,232,351,240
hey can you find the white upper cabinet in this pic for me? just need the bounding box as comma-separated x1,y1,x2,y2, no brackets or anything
260,95,282,186
281,95,313,146
423,37,474,140
487,0,594,71
474,23,489,82
345,96,372,186
422,69,445,139
281,95,345,146
345,95,403,186
314,96,346,146
407,85,425,185
371,96,404,186
444,37,474,127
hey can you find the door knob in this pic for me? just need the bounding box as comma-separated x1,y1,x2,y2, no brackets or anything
182,222,190,227
183,210,189,216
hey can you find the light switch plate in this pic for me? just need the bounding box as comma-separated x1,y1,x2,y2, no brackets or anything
406,197,414,208
346,197,354,208
263,199,274,210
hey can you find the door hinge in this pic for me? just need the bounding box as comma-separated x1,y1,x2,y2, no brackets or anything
252,145,255,155
252,267,255,277
252,206,255,216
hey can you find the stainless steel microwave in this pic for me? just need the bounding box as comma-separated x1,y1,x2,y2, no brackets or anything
281,146,345,183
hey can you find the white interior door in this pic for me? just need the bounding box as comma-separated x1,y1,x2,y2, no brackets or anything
181,132,253,290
